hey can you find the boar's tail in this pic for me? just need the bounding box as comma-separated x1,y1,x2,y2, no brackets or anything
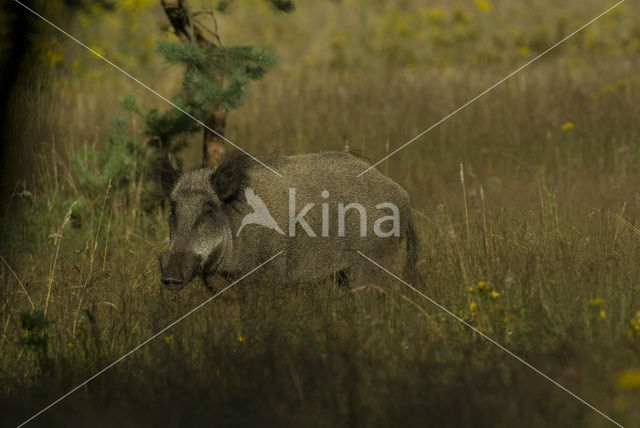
403,214,421,283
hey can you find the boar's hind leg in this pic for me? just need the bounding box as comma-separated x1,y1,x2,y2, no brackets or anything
334,269,350,288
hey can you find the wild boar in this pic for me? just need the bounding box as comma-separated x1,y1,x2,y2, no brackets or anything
157,151,419,290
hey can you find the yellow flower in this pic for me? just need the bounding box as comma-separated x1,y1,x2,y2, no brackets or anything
616,369,640,390
600,310,606,320
469,302,477,312
490,290,500,299
422,7,445,24
629,312,640,334
477,281,491,292
237,335,245,342
164,335,173,344
588,298,605,307
67,341,74,349
117,0,155,12
624,312,640,338
91,46,106,57
475,0,493,12
561,121,575,131
517,47,531,57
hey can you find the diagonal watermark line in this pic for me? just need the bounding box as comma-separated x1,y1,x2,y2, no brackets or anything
358,0,626,177
12,0,283,178
357,251,623,427
17,251,284,428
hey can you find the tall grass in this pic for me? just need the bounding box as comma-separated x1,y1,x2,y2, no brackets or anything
2,0,640,426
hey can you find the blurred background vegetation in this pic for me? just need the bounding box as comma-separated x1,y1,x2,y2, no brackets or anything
1,0,640,426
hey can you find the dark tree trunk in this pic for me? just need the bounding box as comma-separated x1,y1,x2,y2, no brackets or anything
203,108,226,170
0,3,33,197
160,0,226,169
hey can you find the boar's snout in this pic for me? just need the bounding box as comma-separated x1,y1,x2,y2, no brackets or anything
162,277,183,290
158,249,200,291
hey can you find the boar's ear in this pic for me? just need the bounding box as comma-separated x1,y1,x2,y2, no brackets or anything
154,156,179,199
211,156,247,203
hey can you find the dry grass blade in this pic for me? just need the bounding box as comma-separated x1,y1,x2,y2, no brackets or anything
72,181,111,336
0,256,35,310
608,209,640,237
44,199,79,317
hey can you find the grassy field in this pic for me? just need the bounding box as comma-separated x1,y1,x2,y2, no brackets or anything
2,0,640,426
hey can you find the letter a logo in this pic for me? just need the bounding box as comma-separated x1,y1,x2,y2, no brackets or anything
237,188,285,236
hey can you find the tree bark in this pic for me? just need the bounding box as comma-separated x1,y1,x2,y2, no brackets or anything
0,3,33,199
203,108,226,170
160,0,225,169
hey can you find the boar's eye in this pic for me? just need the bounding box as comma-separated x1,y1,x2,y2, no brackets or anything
169,200,177,230
203,200,216,215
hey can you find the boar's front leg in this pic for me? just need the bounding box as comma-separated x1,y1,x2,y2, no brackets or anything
202,272,231,292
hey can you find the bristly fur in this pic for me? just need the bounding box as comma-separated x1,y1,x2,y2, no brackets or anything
154,155,180,199
159,151,414,289
210,151,252,202
344,148,370,162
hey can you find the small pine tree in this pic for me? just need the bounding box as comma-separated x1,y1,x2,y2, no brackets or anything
147,0,295,169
